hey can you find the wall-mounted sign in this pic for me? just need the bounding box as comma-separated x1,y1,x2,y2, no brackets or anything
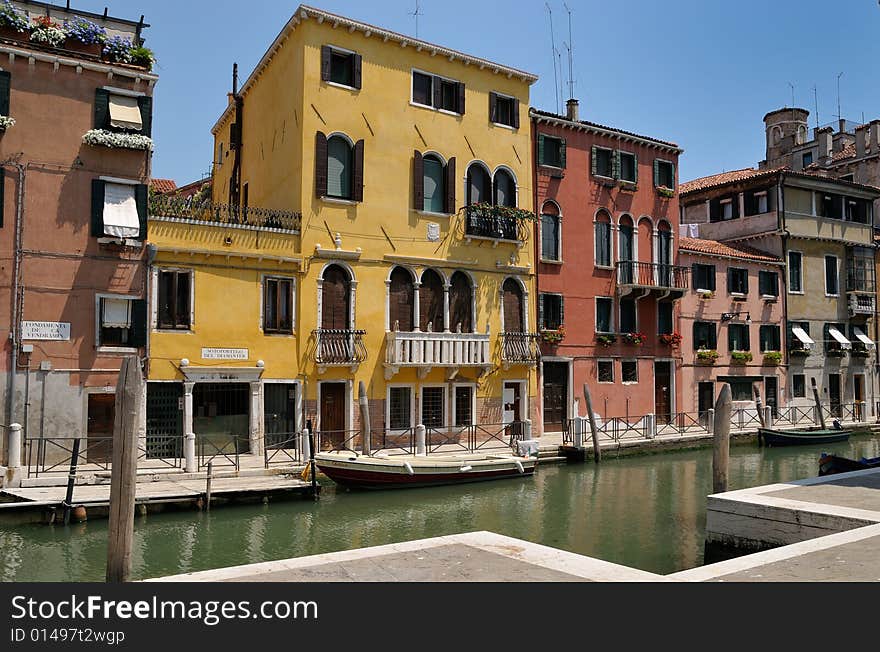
21,321,71,341
201,348,249,361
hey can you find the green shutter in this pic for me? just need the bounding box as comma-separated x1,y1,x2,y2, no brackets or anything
559,137,567,169
130,299,148,348
94,89,109,129
537,294,545,330
559,296,564,327
653,159,660,187
91,179,105,237
633,152,638,184
138,96,153,137
537,135,545,166
612,150,620,179
135,184,148,240
591,146,598,176
0,70,10,117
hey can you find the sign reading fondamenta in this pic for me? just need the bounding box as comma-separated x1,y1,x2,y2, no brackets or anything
201,348,249,360
21,321,71,341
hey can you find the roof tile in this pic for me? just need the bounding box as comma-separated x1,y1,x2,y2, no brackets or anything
150,178,177,194
678,237,781,263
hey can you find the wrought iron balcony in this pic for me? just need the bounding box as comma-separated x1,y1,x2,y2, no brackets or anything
150,194,302,233
313,329,367,370
501,332,540,365
385,330,491,378
616,261,689,294
848,293,875,317
463,204,532,242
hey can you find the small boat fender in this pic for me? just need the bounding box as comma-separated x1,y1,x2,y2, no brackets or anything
514,459,524,474
403,461,415,476
459,465,473,472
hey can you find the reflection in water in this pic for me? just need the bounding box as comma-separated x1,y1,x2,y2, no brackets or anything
2,435,878,581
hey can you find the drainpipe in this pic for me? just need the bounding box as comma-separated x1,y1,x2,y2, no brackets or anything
5,162,25,463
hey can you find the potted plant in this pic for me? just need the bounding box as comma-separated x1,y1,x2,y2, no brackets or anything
730,351,753,364
103,35,134,64
659,332,682,347
540,325,565,345
657,186,675,198
64,17,106,56
789,347,810,358
851,343,871,358
619,180,637,192
762,350,782,366
82,129,154,151
129,45,155,71
696,349,719,364
0,1,28,40
29,15,67,48
826,347,848,358
0,115,15,131
621,331,646,346
697,289,714,300
596,333,617,347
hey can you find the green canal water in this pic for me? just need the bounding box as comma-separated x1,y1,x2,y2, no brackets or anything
2,435,880,582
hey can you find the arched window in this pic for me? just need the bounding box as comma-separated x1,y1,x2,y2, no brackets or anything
388,267,414,332
321,265,351,330
327,135,353,199
540,201,560,262
618,215,634,283
419,269,444,332
466,163,491,205
449,271,473,333
502,278,524,333
657,221,673,287
493,169,516,207
423,155,445,213
594,210,612,268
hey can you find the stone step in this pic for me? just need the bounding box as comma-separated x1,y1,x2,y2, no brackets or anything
18,464,304,488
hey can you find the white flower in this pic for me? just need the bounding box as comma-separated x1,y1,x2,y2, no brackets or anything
30,26,67,48
82,129,153,151
0,115,15,129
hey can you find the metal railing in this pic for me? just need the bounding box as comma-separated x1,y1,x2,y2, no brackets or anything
501,332,540,363
773,405,816,428
25,436,113,478
197,434,245,472
264,431,302,467
463,204,532,242
150,195,302,232
313,329,368,365
616,261,689,290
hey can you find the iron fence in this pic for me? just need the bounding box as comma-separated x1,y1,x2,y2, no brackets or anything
312,329,368,365
150,195,302,232
773,405,816,428
197,434,245,472
264,431,302,467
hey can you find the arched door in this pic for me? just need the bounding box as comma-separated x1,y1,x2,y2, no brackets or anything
449,272,473,333
502,279,524,333
388,267,414,332
322,265,351,330
419,269,444,332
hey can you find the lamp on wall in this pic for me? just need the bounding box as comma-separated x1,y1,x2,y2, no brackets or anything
721,311,751,324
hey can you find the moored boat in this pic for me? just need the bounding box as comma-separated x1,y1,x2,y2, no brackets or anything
757,427,850,447
818,453,880,476
314,451,537,489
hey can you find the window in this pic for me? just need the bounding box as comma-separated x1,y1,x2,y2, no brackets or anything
819,193,843,219
412,71,432,106
466,163,491,205
449,271,473,333
802,152,813,167
540,294,563,330
216,142,224,166
454,386,474,427
538,134,566,168
411,71,464,114
90,180,147,240
721,199,734,220
788,321,811,352
825,255,839,296
541,211,560,261
596,298,613,333
422,154,445,213
598,360,614,383
315,132,364,202
98,296,145,349
320,46,361,89
824,322,849,354
620,299,637,333
692,264,716,292
727,268,749,295
493,169,516,207
759,325,781,352
490,92,518,128
755,192,768,214
658,302,673,335
421,387,445,428
157,270,191,330
327,135,353,199
840,173,855,183
845,198,870,224
94,88,152,136
655,160,675,189
619,151,637,183
0,69,9,122
622,360,638,384
729,380,754,402
789,251,803,293
693,321,717,349
591,147,614,178
263,277,294,334
389,387,412,430
792,375,806,398
728,324,750,352
847,247,875,293
758,271,779,297
594,212,612,267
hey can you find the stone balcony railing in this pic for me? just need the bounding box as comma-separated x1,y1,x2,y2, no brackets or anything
385,330,491,378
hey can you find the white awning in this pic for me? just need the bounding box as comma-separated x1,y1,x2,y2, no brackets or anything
102,183,140,239
853,327,875,349
109,94,143,131
102,298,131,328
828,327,852,350
792,327,814,347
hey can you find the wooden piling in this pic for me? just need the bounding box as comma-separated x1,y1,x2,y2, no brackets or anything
106,357,144,583
205,462,213,512
754,385,765,428
712,383,732,494
358,381,371,455
811,378,827,429
61,437,81,526
582,384,601,464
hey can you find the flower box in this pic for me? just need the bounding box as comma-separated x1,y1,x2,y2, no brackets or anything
82,129,154,151
657,186,675,198
659,332,682,347
730,351,753,364
540,327,565,344
696,349,719,364
621,332,646,346
762,351,782,366
596,333,617,347
64,39,103,56
619,181,638,192
789,348,810,357
697,290,714,300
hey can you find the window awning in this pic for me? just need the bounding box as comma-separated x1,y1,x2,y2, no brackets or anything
109,94,143,131
103,183,139,239
828,327,852,350
853,327,875,349
102,298,131,328
792,327,814,347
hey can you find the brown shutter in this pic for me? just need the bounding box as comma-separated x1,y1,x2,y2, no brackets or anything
449,272,473,333
389,268,414,332
322,266,350,330
419,271,444,332
503,280,524,332
432,76,442,108
320,45,332,82
413,150,424,210
315,131,328,198
512,98,520,129
489,92,498,123
444,157,456,214
457,82,466,115
352,139,365,202
353,54,362,89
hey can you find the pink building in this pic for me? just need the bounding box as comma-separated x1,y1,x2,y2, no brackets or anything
678,237,786,420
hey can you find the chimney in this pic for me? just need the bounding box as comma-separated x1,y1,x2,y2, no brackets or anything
855,124,867,158
817,127,833,162
566,98,579,122
869,120,880,154
838,118,847,134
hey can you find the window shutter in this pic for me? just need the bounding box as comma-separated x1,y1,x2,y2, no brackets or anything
559,296,564,327
691,264,699,287
538,295,545,330
727,269,735,293
744,326,751,351
353,54,362,89
708,266,716,291
612,150,620,179
352,139,365,202
670,163,676,189
512,98,520,129
633,152,639,184
135,184,148,240
0,70,10,117
444,157,456,214
90,179,105,237
489,92,498,123
457,82,466,115
591,146,598,176
432,76,442,108
0,168,4,228
743,271,749,294
413,150,424,210
130,299,148,348
653,159,660,187
94,88,109,129
320,45,332,82
692,322,700,347
538,135,546,166
314,131,328,197
137,96,153,137
559,137,567,169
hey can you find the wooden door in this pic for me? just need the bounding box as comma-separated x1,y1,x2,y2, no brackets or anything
764,376,778,418
654,361,672,424
449,272,472,333
854,374,865,422
419,270,444,332
87,394,115,463
502,279,524,332
698,382,714,426
542,362,568,431
321,265,350,330
829,374,842,418
320,383,346,450
388,267,414,332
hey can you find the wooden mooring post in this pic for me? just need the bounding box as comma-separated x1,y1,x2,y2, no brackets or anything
712,383,732,494
582,384,601,464
106,357,144,583
754,386,765,429
358,381,371,455
205,462,213,512
811,377,827,430
61,437,81,526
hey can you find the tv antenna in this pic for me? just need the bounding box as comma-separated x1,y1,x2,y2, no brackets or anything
787,82,794,108
562,3,574,100
812,84,819,129
410,1,423,38
837,71,844,122
545,3,561,114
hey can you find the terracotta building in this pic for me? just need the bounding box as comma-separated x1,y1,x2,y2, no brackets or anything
0,2,156,466
531,101,685,431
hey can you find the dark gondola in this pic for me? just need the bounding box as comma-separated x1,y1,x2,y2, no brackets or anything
818,453,880,476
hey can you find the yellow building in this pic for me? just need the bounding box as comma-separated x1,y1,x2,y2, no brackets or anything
196,4,540,456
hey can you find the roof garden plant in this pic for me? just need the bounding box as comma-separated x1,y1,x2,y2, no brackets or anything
64,17,106,45
129,46,155,71
29,16,66,48
0,1,28,32
103,35,133,64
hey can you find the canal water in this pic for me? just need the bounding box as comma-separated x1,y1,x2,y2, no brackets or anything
2,435,879,582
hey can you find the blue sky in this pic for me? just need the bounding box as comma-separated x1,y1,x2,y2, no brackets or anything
72,0,880,185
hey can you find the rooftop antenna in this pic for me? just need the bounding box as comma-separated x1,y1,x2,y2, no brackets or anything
837,71,844,123
545,3,561,114
812,84,819,129
788,82,795,108
562,3,574,100
410,1,423,39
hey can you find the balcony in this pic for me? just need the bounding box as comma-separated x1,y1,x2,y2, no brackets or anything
616,261,689,299
463,204,533,244
385,330,491,379
501,332,540,367
150,194,302,233
312,329,367,373
849,293,875,317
